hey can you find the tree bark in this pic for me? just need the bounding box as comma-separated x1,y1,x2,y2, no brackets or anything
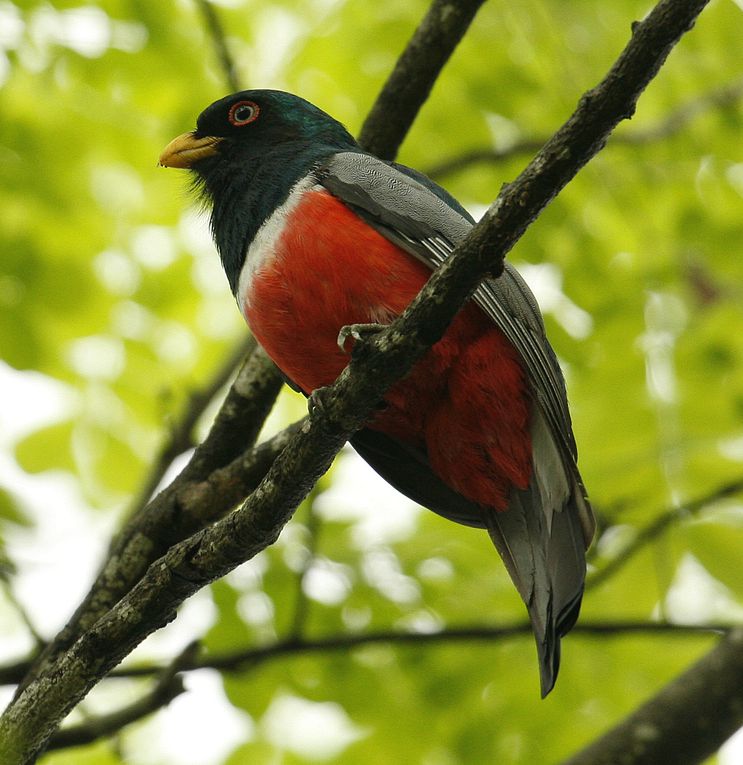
0,0,714,762
561,628,743,765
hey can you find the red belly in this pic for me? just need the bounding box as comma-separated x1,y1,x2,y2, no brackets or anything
242,188,531,509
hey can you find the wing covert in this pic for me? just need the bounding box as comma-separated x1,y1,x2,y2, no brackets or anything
318,151,590,533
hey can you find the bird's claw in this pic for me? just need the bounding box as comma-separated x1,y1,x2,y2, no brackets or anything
337,323,384,354
308,386,331,418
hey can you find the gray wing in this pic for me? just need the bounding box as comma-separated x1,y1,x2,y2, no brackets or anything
319,151,594,696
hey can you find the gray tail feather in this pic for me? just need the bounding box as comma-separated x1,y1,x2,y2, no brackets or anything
484,480,588,697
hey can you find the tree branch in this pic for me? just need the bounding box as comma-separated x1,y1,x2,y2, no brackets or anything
46,642,196,752
194,0,241,92
126,335,256,521
358,0,486,159
0,619,731,687
8,0,488,718
425,75,743,179
179,343,283,483
561,628,743,765
0,2,711,760
586,475,743,590
0,658,40,689
16,343,284,695
116,620,732,678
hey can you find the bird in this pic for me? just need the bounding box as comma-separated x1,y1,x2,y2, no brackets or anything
159,89,594,696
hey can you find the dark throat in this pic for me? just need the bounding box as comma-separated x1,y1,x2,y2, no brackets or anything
196,143,342,296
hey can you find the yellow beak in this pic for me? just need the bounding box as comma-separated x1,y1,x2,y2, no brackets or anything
159,132,222,168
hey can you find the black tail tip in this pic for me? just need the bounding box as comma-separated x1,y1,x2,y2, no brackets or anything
537,595,582,697
538,636,561,698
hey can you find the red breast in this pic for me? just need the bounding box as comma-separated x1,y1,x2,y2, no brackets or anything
241,187,532,510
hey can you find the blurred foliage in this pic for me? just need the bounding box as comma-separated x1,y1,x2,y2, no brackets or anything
1,0,743,763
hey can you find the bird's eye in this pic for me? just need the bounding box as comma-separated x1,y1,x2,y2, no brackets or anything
228,100,260,126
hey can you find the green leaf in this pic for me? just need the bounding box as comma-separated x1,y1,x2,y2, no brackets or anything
14,420,76,474
684,510,743,600
0,486,28,527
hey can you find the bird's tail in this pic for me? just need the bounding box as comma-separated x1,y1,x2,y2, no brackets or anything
484,407,592,697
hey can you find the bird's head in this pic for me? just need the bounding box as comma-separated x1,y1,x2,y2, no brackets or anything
159,90,358,292
159,89,357,178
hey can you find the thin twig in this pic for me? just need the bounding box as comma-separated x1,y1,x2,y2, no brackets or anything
426,75,743,179
587,475,743,590
0,581,44,650
616,74,743,143
46,642,197,751
127,620,732,678
286,494,322,640
194,0,241,92
1,619,727,687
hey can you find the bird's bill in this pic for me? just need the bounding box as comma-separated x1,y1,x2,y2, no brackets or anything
159,132,222,168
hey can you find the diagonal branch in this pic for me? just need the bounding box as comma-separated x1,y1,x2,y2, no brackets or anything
126,335,256,520
0,1,711,761
561,628,743,765
16,343,284,696
358,0,486,159
586,475,743,590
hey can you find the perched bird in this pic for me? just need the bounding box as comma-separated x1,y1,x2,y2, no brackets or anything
160,90,594,696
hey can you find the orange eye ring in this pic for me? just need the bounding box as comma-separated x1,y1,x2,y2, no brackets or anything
228,100,260,126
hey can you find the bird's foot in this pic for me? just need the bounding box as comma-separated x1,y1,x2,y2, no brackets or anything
308,385,332,418
337,323,385,354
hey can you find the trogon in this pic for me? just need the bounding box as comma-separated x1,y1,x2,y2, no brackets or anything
160,90,594,696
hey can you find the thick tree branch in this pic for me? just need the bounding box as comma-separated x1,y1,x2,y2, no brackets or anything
17,0,482,701
16,344,284,695
9,0,479,720
0,2,710,760
426,75,743,179
358,0,486,159
561,628,743,765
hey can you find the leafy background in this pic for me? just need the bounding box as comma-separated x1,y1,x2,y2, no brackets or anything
1,0,743,762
